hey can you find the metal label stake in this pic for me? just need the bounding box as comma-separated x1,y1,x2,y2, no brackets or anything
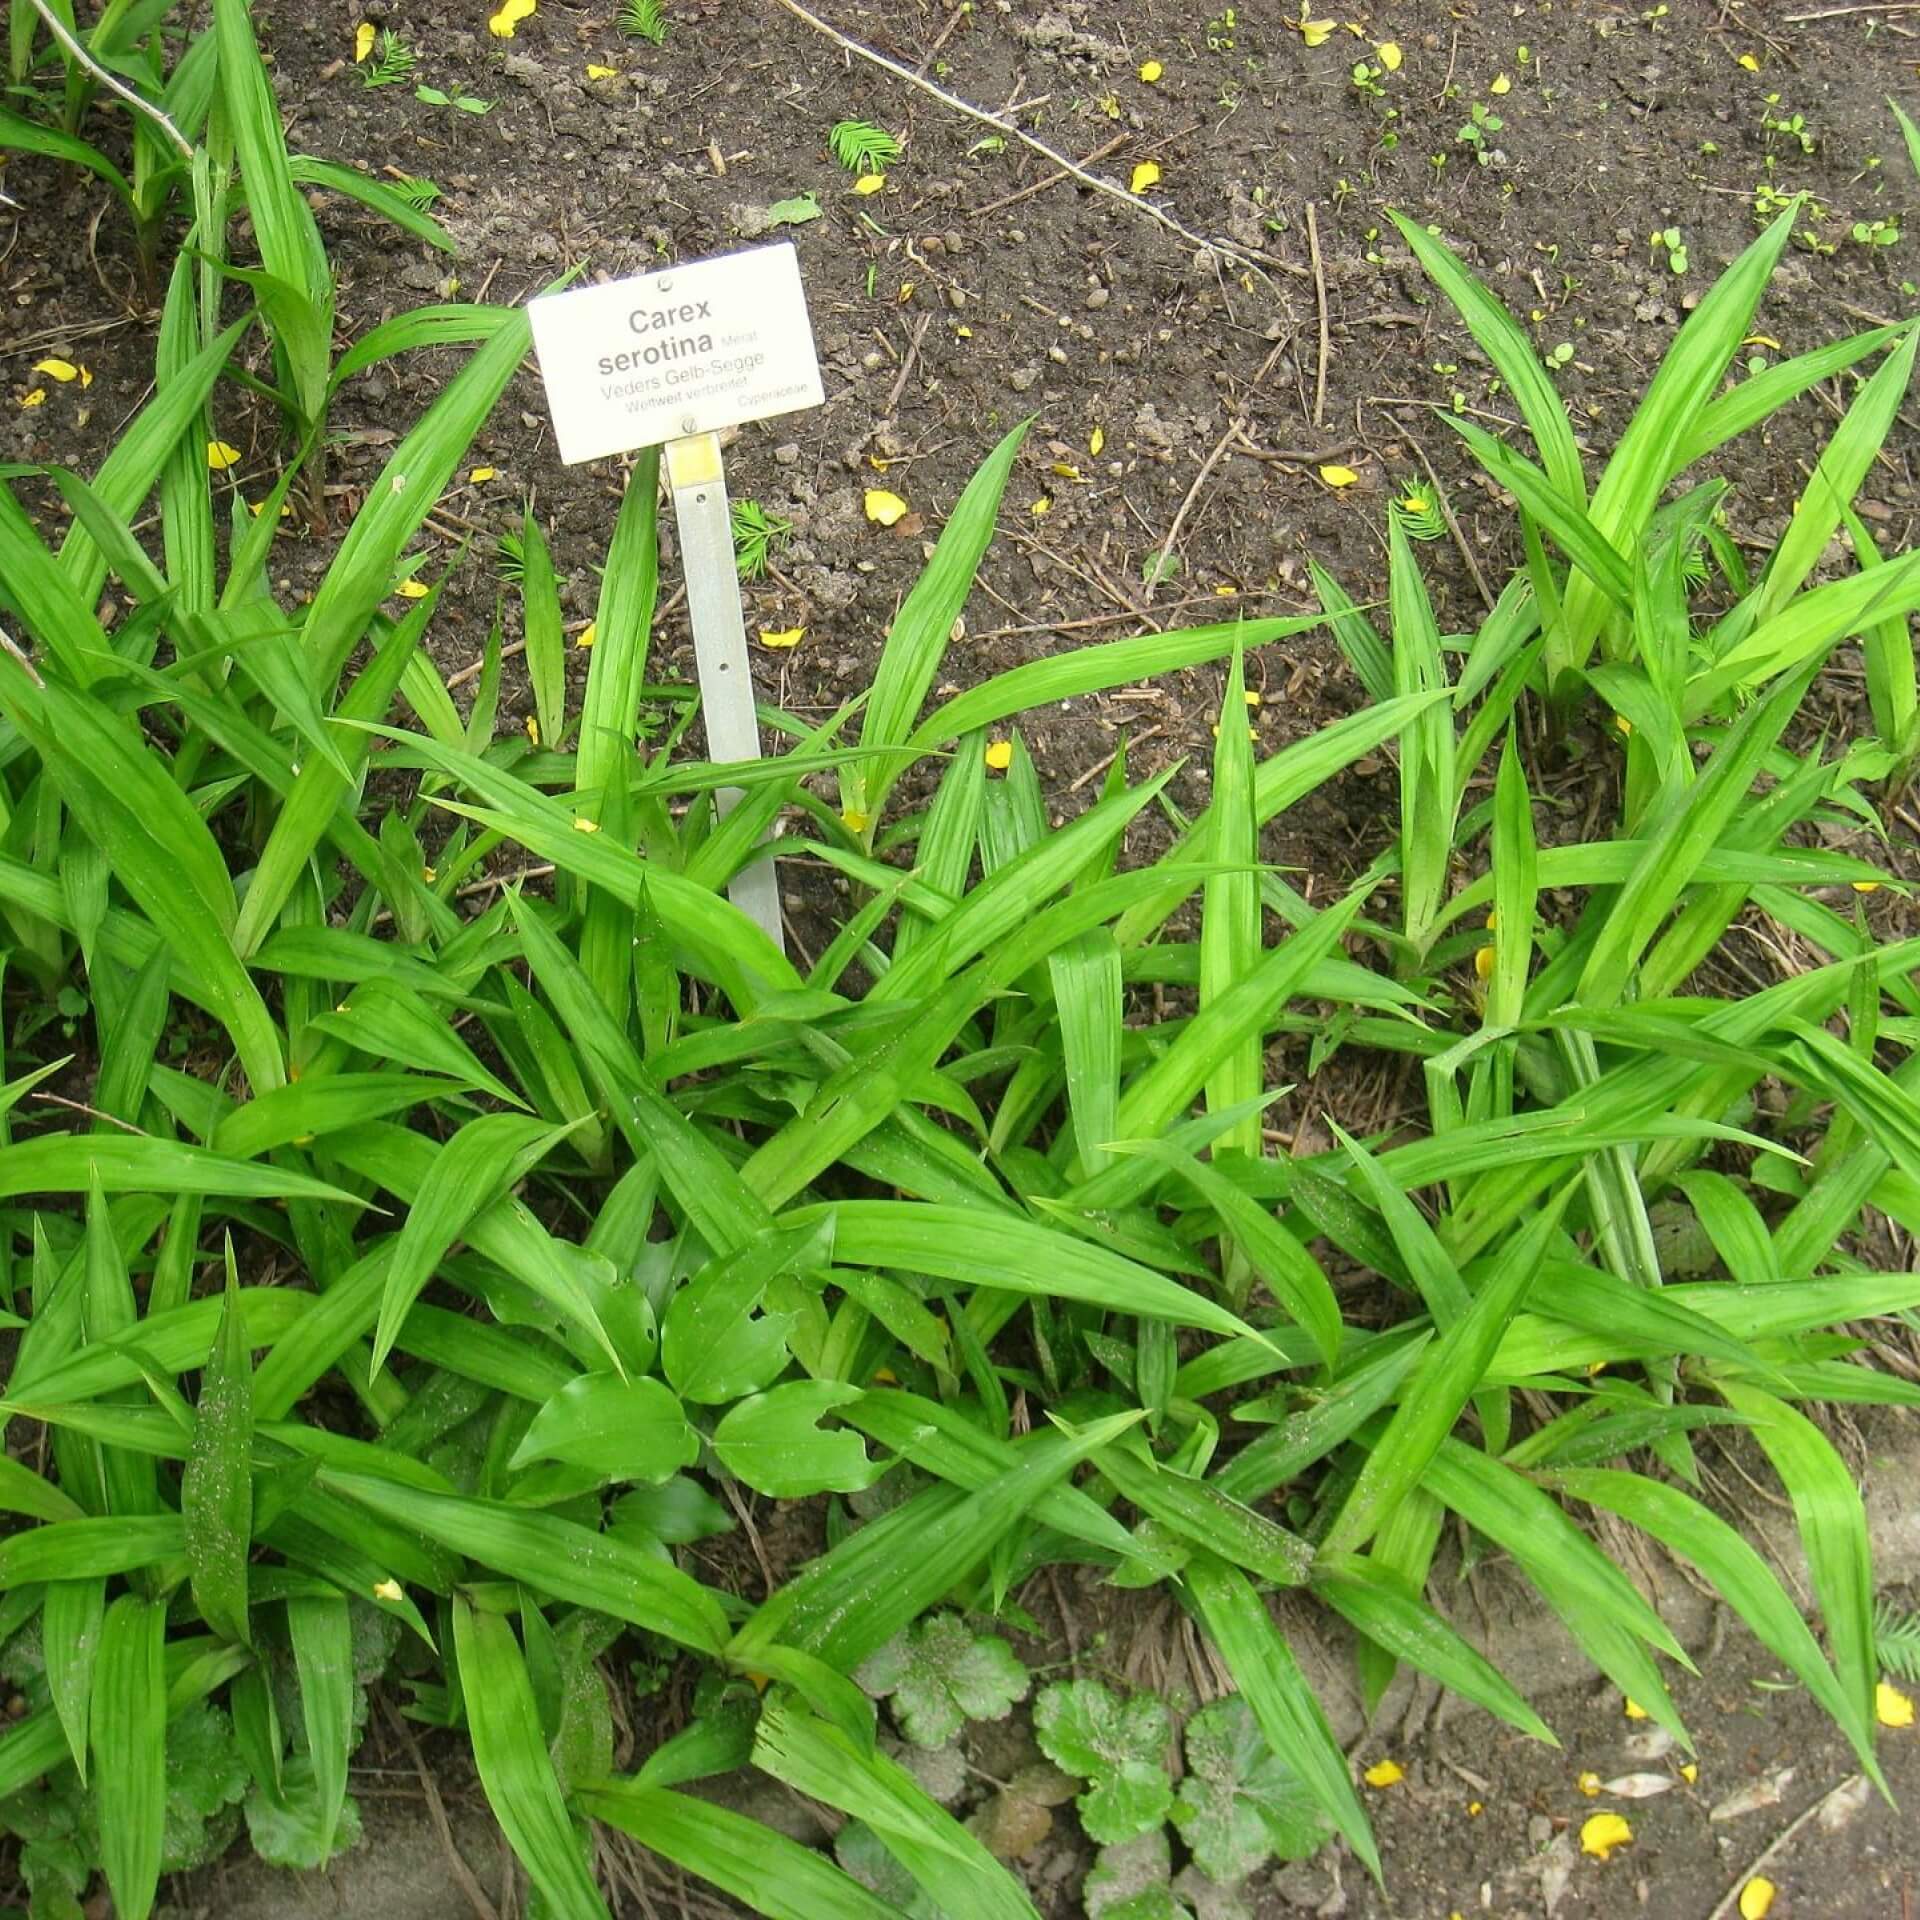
665,429,784,951
525,241,826,963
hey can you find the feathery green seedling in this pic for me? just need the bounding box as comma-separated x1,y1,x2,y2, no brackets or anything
830,117,903,174
361,28,417,87
731,497,794,580
620,0,669,43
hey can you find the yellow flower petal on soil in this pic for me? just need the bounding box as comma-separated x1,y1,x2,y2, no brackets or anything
78,364,93,387
395,578,431,600
468,465,497,483
1318,463,1359,488
372,1577,403,1601
853,172,887,195
1877,1681,1916,1728
1743,333,1782,351
1577,1770,1602,1796
32,358,78,382
1130,159,1162,194
1298,15,1337,48
1623,1697,1648,1719
1362,1759,1404,1789
1466,1802,1482,1818
586,63,618,78
1052,462,1083,480
955,325,972,338
1376,40,1402,70
1580,1812,1633,1861
1490,71,1512,93
574,622,596,649
488,0,535,38
1739,1877,1777,1920
864,488,909,527
355,20,377,60
207,439,243,470
1138,58,1163,82
1090,425,1105,457
1029,496,1052,516
759,626,805,649
1738,51,1760,70
984,739,1014,771
1680,1764,1698,1783
19,388,44,409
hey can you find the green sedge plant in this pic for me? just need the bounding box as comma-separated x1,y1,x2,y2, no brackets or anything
0,210,1917,1920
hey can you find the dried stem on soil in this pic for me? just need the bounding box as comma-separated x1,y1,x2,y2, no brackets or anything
25,0,194,157
767,0,1308,282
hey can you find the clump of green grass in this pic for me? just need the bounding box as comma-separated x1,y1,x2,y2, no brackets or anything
0,148,1918,1920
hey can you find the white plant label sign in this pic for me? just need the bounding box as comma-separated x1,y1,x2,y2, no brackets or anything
528,241,824,465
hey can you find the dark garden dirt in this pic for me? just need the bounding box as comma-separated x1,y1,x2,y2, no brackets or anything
7,0,1920,1913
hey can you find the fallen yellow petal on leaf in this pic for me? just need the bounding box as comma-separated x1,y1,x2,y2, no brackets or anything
32,358,78,382
1623,1697,1648,1719
841,807,869,834
1853,879,1881,893
572,816,600,833
19,389,44,409
1474,945,1495,981
1377,40,1402,70
586,63,618,79
207,440,242,470
984,740,1014,771
1739,1877,1776,1920
1580,1812,1633,1861
1090,425,1105,457
1362,1759,1404,1789
468,465,497,483
1318,463,1359,488
1490,71,1512,93
574,622,596,649
759,626,805,649
854,172,887,195
864,488,909,527
1139,58,1163,81
1130,159,1162,194
1877,1681,1915,1728
488,0,535,38
524,715,540,747
372,1577,403,1601
395,578,431,599
1738,51,1760,70
355,20,377,59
